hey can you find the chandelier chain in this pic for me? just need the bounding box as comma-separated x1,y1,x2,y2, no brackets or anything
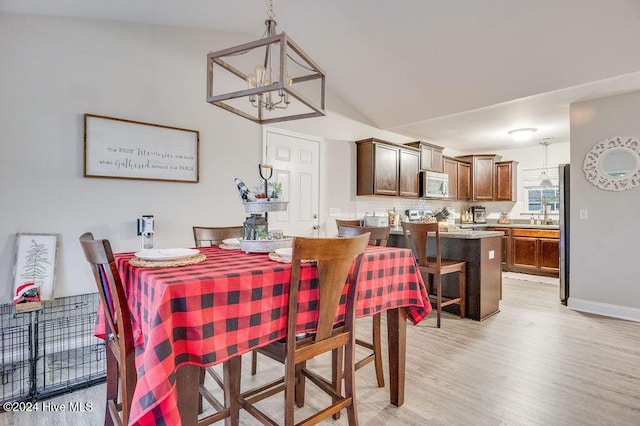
266,0,275,19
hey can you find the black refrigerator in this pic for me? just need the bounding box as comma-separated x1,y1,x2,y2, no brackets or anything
559,164,570,304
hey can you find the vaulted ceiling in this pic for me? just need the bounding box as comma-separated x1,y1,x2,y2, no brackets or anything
3,0,640,151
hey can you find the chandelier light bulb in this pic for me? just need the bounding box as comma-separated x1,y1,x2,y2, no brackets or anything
254,65,266,86
246,74,257,89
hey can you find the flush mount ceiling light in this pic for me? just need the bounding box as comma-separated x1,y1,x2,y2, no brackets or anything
206,0,326,124
508,127,538,142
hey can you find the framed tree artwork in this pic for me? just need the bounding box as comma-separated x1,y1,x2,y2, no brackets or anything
12,233,59,313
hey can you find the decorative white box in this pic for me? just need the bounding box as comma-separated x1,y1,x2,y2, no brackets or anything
363,216,389,227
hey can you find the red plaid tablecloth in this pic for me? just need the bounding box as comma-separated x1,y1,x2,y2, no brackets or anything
94,245,430,426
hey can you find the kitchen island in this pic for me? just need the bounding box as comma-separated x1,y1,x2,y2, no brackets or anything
388,227,503,321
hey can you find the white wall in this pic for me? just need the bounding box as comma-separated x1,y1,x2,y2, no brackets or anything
569,91,640,321
0,13,417,303
0,14,268,302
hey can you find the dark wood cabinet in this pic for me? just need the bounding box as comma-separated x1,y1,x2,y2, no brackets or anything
458,161,471,200
406,141,444,172
399,149,420,197
510,228,559,277
444,156,471,201
356,140,398,196
356,138,419,197
511,236,538,272
495,161,518,201
487,227,511,270
539,238,560,274
456,154,500,201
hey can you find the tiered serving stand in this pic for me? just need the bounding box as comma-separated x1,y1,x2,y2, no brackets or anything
240,200,292,253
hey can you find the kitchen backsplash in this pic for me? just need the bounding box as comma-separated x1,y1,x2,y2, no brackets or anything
350,197,465,220
339,197,557,225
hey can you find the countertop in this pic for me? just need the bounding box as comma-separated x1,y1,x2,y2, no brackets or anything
389,227,504,239
458,223,559,230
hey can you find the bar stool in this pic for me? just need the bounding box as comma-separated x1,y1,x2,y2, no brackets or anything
401,222,466,328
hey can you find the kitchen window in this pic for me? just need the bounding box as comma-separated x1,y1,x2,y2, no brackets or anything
523,167,559,213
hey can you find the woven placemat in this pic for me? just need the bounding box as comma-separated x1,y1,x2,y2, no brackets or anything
219,244,241,250
129,253,207,268
268,252,291,263
268,253,315,264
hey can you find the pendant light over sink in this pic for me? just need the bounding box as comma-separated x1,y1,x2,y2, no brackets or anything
538,139,553,188
206,0,326,124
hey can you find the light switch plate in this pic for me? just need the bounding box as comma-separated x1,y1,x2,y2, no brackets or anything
488,250,495,259
579,208,588,219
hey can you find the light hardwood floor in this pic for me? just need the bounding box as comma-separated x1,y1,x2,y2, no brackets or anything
2,276,639,425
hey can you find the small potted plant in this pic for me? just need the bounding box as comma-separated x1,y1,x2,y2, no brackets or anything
268,181,282,200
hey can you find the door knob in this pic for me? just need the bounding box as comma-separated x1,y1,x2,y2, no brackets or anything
312,213,318,219
312,225,319,230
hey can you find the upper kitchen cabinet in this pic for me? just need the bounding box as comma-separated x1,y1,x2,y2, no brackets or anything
406,141,444,172
443,156,471,200
456,154,501,201
458,161,471,200
356,138,420,197
495,161,518,201
399,148,420,197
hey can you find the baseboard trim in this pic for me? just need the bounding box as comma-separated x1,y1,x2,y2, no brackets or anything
567,298,640,323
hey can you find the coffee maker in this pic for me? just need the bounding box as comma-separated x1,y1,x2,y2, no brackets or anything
471,206,487,224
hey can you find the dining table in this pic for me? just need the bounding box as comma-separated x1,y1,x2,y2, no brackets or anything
95,244,431,426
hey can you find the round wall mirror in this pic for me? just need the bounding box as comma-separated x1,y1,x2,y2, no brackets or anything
583,136,640,191
600,147,638,178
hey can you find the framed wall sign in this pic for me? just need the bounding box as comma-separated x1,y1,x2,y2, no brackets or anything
84,114,199,183
12,233,60,313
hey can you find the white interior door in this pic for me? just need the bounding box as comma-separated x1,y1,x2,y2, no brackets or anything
263,127,321,237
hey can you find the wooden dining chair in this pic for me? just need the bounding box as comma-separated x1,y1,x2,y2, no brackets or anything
335,218,363,228
239,234,370,426
401,222,466,328
192,225,269,388
79,232,137,426
337,225,389,388
193,225,243,246
81,232,239,426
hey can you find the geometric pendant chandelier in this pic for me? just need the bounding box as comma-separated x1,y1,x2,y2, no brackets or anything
206,0,326,124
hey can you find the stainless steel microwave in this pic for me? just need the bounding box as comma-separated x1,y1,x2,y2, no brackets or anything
421,171,449,198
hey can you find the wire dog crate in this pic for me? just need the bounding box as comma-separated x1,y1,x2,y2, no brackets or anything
0,293,106,405
0,306,31,403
